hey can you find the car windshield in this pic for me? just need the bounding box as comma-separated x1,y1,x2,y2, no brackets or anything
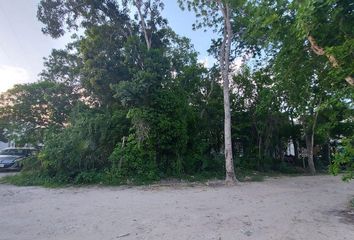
0,149,30,156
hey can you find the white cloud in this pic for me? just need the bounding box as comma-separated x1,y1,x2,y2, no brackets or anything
230,53,253,75
198,56,216,68
198,55,250,72
230,57,244,73
0,65,31,93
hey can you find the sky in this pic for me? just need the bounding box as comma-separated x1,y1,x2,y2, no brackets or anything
0,0,217,93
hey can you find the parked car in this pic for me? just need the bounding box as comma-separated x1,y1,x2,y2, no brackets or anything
0,147,37,171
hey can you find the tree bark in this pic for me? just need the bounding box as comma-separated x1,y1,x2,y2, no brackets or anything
134,0,151,50
304,108,320,175
293,139,299,160
302,150,306,169
305,132,316,175
325,140,331,165
258,134,262,161
218,1,237,185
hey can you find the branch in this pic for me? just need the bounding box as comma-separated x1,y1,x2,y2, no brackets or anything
312,98,322,134
345,76,354,86
134,0,151,50
224,3,233,77
308,35,353,86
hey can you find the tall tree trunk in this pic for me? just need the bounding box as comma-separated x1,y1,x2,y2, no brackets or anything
305,132,316,175
293,139,299,160
324,140,331,165
223,73,236,184
304,109,320,175
258,134,262,161
218,1,237,185
302,152,306,169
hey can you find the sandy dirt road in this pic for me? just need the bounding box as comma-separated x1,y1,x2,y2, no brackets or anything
0,174,353,240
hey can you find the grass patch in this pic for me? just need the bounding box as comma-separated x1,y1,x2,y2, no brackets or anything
181,171,224,183
236,169,265,182
1,165,313,188
1,172,67,188
0,170,158,188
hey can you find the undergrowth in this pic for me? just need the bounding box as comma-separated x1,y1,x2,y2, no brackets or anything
1,165,307,188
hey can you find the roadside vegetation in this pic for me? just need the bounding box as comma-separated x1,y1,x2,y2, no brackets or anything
0,0,353,186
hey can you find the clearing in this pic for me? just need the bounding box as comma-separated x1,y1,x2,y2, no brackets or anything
0,174,353,240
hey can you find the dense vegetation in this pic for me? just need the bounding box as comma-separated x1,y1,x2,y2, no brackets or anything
0,0,353,185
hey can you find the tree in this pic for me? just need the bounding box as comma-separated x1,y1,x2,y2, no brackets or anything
40,41,82,86
33,0,229,183
0,81,78,145
179,0,245,185
37,0,133,38
37,0,166,49
129,0,166,50
237,0,354,174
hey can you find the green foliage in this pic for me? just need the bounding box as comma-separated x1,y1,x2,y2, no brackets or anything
1,171,68,187
109,136,159,184
295,0,354,82
73,171,106,185
231,67,296,168
0,81,78,145
3,0,352,186
0,119,7,143
38,107,129,180
330,135,354,181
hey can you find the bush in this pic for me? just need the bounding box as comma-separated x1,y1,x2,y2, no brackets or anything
38,108,129,181
73,171,105,184
20,155,42,172
1,171,68,187
109,136,159,183
330,136,354,181
274,162,302,174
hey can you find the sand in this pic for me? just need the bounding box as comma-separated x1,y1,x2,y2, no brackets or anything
0,174,353,240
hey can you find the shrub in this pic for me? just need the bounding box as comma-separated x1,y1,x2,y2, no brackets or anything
73,171,105,184
330,136,354,181
109,136,159,183
38,108,129,181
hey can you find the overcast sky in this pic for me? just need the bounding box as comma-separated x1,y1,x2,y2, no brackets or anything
0,0,216,93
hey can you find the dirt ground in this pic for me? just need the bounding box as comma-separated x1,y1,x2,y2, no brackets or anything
0,174,353,240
